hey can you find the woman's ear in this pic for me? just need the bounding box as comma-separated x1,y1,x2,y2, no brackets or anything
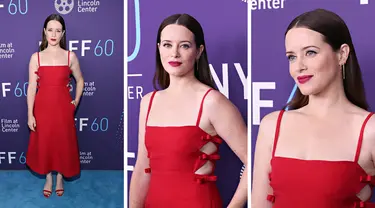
196,44,204,60
338,43,350,65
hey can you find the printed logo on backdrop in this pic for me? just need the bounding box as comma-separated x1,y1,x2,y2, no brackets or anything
74,117,108,132
0,42,15,59
1,118,20,133
241,0,286,10
128,0,141,63
80,151,94,164
55,0,100,15
83,81,96,96
127,0,143,102
0,152,26,165
3,0,29,15
241,0,369,9
1,81,28,98
55,0,74,15
67,81,96,96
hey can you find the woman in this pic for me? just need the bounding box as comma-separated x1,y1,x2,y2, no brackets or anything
252,9,375,207
129,13,248,207
26,14,84,198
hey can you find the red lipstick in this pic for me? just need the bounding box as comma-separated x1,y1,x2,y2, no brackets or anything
168,61,182,67
50,38,56,41
297,75,313,84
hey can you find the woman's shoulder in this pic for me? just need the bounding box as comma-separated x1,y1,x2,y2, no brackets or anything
259,110,286,128
142,90,157,99
66,50,78,62
201,88,229,105
29,51,41,64
139,90,158,108
355,109,375,134
65,50,76,56
334,105,375,143
347,105,375,124
350,108,375,148
258,109,305,131
30,51,39,58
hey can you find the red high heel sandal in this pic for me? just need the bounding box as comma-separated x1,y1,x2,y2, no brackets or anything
43,190,52,198
55,189,64,196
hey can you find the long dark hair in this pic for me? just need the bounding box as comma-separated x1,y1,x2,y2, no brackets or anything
39,14,67,51
153,13,216,90
284,9,368,110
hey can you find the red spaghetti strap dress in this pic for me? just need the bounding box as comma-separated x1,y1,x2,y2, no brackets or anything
267,110,375,208
143,88,223,207
26,51,80,178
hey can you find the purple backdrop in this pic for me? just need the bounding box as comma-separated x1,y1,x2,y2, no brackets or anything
127,0,248,206
0,0,124,170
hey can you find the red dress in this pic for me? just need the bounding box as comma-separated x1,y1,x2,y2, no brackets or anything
267,110,375,207
26,51,80,178
143,89,223,207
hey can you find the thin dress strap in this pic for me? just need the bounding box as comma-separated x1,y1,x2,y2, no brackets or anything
354,112,374,163
196,88,213,126
37,52,40,67
272,110,285,158
68,51,70,67
145,91,157,126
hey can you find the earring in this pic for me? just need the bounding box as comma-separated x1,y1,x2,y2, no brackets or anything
342,64,346,79
196,58,200,71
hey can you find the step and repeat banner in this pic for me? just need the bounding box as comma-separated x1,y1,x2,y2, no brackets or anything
0,0,124,170
127,0,248,206
251,0,375,179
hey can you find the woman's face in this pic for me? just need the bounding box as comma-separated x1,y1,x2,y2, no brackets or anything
158,24,203,77
44,20,64,47
285,27,346,96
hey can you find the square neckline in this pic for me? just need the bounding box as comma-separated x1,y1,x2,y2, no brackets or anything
270,109,375,186
145,89,219,137
271,156,368,175
37,51,71,69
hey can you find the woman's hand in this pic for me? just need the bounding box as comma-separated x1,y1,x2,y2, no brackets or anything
28,115,36,131
71,100,78,108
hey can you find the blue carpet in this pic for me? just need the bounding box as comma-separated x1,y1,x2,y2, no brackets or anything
0,170,124,208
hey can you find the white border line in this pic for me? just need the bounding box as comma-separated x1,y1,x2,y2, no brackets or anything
0,4,4,8
123,0,128,207
247,1,252,206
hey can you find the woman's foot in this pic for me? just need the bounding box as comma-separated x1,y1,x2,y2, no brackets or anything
55,173,64,196
43,173,53,198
